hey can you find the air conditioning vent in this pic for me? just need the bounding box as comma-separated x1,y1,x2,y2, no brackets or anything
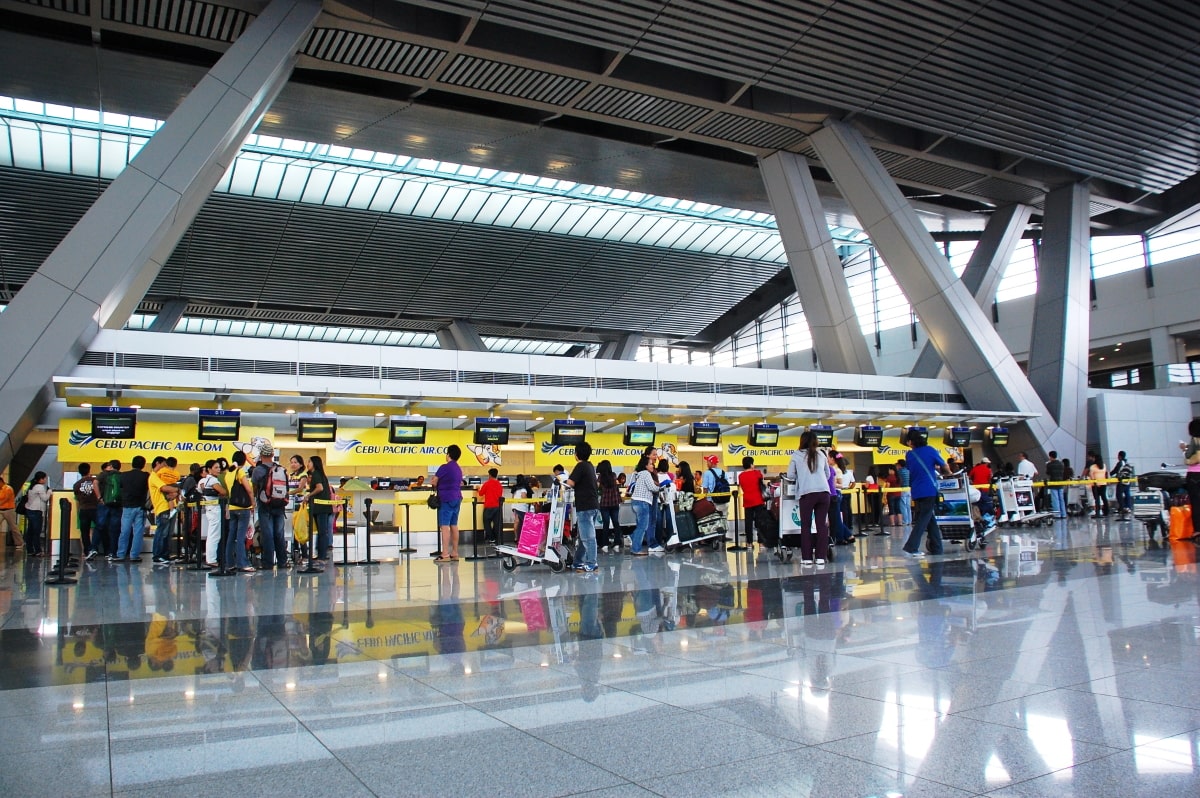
419,368,457,383
79,351,114,367
211,358,296,376
906,391,944,403
863,390,905,401
162,355,207,371
945,393,967,404
819,388,863,400
533,374,593,389
597,377,658,392
770,385,817,398
717,383,768,396
300,362,379,380
460,370,528,386
382,367,421,381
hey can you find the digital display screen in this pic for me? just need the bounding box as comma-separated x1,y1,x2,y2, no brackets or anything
388,419,427,444
197,409,240,441
474,418,510,446
689,423,721,447
749,423,779,447
943,427,972,447
552,419,586,446
624,423,656,447
91,407,137,439
986,426,1009,446
854,425,883,447
297,414,338,443
808,424,834,447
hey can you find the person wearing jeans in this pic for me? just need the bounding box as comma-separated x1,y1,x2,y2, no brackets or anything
251,443,288,570
901,433,947,557
115,457,150,562
567,442,600,571
24,471,53,556
627,456,660,554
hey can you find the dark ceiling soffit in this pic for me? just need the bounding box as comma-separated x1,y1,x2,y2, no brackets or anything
682,268,794,347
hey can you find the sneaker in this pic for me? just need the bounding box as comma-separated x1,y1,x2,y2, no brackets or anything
815,559,826,565
85,551,97,561
600,546,609,554
578,564,597,573
801,559,815,566
152,556,169,564
649,546,665,553
903,550,925,558
106,555,118,562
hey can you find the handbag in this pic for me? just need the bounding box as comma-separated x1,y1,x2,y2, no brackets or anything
427,493,441,509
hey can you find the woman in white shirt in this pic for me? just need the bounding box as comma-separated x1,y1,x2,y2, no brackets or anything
786,432,831,566
198,460,226,567
25,471,52,556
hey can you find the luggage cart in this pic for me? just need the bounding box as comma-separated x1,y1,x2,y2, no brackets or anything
496,484,573,572
996,476,1055,527
665,495,727,551
1132,488,1169,539
774,479,835,563
936,472,988,550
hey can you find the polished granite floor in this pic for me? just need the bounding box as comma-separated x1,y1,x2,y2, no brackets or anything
1,517,1198,797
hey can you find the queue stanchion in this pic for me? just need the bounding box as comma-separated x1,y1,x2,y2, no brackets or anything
466,499,487,561
208,500,235,578
728,493,746,551
46,498,78,586
398,500,415,554
358,497,378,565
338,497,352,568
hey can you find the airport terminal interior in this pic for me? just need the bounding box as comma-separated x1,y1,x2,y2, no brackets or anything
2,0,1200,796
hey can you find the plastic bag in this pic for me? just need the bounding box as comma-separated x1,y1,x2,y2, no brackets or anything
293,504,311,544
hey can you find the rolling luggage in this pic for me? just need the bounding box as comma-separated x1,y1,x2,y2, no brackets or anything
756,507,780,547
1138,471,1186,492
674,510,700,543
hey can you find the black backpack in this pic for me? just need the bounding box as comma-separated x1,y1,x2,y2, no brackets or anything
710,468,731,504
1114,460,1134,480
14,491,29,516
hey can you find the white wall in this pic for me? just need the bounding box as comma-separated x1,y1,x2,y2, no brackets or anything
1090,391,1192,474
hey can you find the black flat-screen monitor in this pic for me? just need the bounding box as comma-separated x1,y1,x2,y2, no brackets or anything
854,425,883,447
552,419,586,446
903,425,928,447
808,424,834,447
297,414,338,443
624,422,656,447
986,426,1009,446
689,422,721,447
197,409,240,441
749,423,779,447
388,419,427,444
474,418,509,446
943,426,972,447
91,407,137,439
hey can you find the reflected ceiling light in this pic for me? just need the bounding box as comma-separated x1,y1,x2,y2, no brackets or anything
375,412,385,417
188,406,199,411
606,418,615,422
334,124,355,138
406,134,428,146
129,404,141,409
457,414,467,419
80,402,92,408
1099,356,1106,361
534,416,544,421
285,408,296,414
787,422,795,427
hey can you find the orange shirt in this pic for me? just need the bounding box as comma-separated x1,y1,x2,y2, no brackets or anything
0,484,13,510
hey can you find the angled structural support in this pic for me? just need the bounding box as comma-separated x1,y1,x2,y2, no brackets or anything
760,151,876,374
808,121,1080,462
1027,182,1091,451
0,0,322,471
598,333,641,361
148,298,189,332
911,203,1032,378
447,319,487,352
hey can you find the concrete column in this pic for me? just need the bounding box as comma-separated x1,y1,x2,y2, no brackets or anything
808,121,1076,461
760,151,875,374
435,328,457,350
1149,326,1182,371
911,203,1032,378
0,0,321,471
1027,182,1091,458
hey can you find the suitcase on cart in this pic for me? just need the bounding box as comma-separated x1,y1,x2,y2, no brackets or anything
674,510,700,543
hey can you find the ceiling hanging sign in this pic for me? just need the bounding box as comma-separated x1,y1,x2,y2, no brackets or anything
58,421,274,463
326,427,496,467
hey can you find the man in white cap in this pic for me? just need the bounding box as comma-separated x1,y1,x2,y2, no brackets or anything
251,440,291,570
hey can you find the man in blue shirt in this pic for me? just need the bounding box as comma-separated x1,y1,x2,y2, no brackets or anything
902,432,947,557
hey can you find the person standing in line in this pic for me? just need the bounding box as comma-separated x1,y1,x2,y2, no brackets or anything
432,445,464,562
786,431,832,566
73,463,100,560
896,458,912,526
148,456,180,565
197,460,225,567
23,472,52,557
251,442,289,571
884,464,902,527
1044,451,1067,519
477,468,504,545
114,457,150,563
628,456,662,555
1016,451,1038,481
969,457,996,526
287,454,309,561
1111,450,1134,517
901,433,947,558
302,455,334,561
567,441,600,573
98,460,123,557
223,451,256,572
1180,420,1200,538
509,475,531,542
737,456,767,553
596,460,622,553
1088,455,1110,518
0,475,22,550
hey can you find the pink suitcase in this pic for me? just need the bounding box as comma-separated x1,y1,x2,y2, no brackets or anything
517,512,549,556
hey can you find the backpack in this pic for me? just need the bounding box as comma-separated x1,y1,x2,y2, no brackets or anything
1114,460,1134,480
101,472,122,506
710,468,731,504
14,491,29,516
259,463,289,509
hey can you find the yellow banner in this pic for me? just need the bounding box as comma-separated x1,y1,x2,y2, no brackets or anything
327,427,503,468
533,432,682,467
872,441,964,464
719,440,798,467
58,421,274,464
